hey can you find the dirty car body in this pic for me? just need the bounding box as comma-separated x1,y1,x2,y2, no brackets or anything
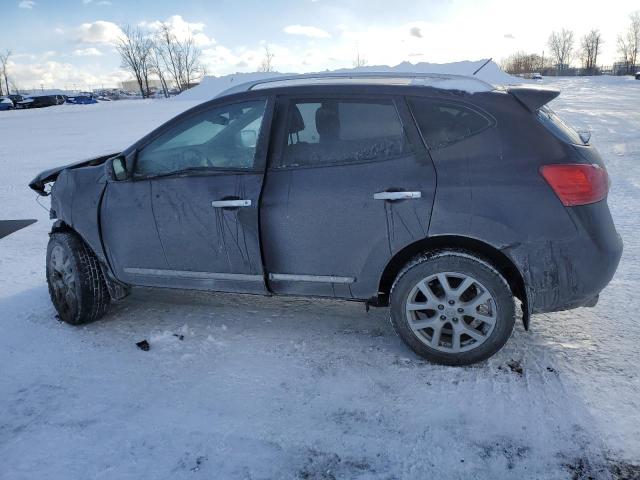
30,73,623,365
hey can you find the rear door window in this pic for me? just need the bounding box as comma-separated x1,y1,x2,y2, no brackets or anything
277,98,410,168
408,97,493,149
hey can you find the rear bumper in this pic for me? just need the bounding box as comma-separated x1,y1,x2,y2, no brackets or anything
507,200,623,314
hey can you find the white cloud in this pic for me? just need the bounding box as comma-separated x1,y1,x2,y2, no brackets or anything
409,26,422,38
18,1,36,9
139,15,215,46
72,47,103,57
5,55,130,90
54,27,65,35
12,51,57,64
77,21,123,44
83,0,113,5
283,25,331,39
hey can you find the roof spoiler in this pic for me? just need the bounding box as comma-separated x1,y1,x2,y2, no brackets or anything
507,86,560,112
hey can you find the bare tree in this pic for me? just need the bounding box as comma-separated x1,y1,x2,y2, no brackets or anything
501,51,550,74
617,35,634,72
181,34,202,88
258,45,275,72
155,24,181,91
148,41,170,97
548,29,574,70
154,24,204,92
116,25,152,97
0,49,12,96
353,49,367,68
9,78,20,95
617,11,640,73
580,29,603,72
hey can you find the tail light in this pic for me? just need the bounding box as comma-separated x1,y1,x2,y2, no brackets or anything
540,163,609,207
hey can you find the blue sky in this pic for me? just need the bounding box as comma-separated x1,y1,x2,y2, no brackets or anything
2,0,638,90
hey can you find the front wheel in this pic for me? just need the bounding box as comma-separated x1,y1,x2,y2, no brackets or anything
46,231,110,325
390,251,515,366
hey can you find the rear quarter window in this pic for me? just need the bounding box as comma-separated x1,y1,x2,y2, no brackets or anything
408,97,493,149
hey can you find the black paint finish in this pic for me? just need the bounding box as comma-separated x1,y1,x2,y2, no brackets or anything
29,82,623,318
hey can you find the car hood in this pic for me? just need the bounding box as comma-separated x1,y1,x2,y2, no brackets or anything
29,152,119,195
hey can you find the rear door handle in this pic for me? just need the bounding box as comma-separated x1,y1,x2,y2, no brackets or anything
211,199,252,208
373,191,421,201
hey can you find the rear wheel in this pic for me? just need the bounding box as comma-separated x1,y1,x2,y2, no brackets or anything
390,251,515,366
46,231,110,325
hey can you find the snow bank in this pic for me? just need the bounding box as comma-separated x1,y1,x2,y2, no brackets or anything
177,59,521,102
339,59,519,85
175,71,285,102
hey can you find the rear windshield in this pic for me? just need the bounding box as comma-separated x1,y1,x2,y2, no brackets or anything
537,106,584,145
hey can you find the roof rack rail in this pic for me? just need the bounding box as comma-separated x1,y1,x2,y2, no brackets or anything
216,71,496,98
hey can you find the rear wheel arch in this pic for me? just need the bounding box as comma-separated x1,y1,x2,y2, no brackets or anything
377,235,528,326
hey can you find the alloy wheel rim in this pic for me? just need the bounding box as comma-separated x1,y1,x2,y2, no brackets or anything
405,272,497,353
49,245,77,316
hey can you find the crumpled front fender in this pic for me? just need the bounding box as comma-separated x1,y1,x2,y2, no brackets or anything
29,152,118,195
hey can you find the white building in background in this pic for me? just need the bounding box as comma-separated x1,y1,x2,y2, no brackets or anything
120,79,163,93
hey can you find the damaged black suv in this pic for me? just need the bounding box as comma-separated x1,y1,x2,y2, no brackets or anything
30,73,622,365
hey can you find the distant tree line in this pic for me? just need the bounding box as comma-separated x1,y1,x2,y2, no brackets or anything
502,11,639,75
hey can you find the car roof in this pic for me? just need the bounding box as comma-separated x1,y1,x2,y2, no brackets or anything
216,72,496,99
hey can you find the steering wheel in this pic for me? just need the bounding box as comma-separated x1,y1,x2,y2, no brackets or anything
178,147,209,168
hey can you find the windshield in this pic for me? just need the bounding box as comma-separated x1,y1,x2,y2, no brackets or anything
537,106,584,145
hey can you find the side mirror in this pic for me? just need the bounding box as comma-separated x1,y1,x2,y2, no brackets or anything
105,156,127,181
239,130,257,148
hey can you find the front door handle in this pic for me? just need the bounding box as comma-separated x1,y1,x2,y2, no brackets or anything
373,191,421,201
212,199,252,208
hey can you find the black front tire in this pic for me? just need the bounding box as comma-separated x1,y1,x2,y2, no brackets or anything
390,250,516,366
46,231,110,325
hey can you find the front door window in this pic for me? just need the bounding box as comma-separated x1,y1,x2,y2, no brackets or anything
135,100,267,176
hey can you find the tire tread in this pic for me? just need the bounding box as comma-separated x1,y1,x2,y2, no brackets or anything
47,231,110,324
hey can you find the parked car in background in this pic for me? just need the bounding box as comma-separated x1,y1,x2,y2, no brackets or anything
16,94,65,109
6,94,24,107
15,97,34,108
0,97,13,111
29,72,622,366
66,95,98,105
531,73,543,80
635,71,640,80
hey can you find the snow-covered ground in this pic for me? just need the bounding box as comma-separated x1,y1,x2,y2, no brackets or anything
0,76,638,479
